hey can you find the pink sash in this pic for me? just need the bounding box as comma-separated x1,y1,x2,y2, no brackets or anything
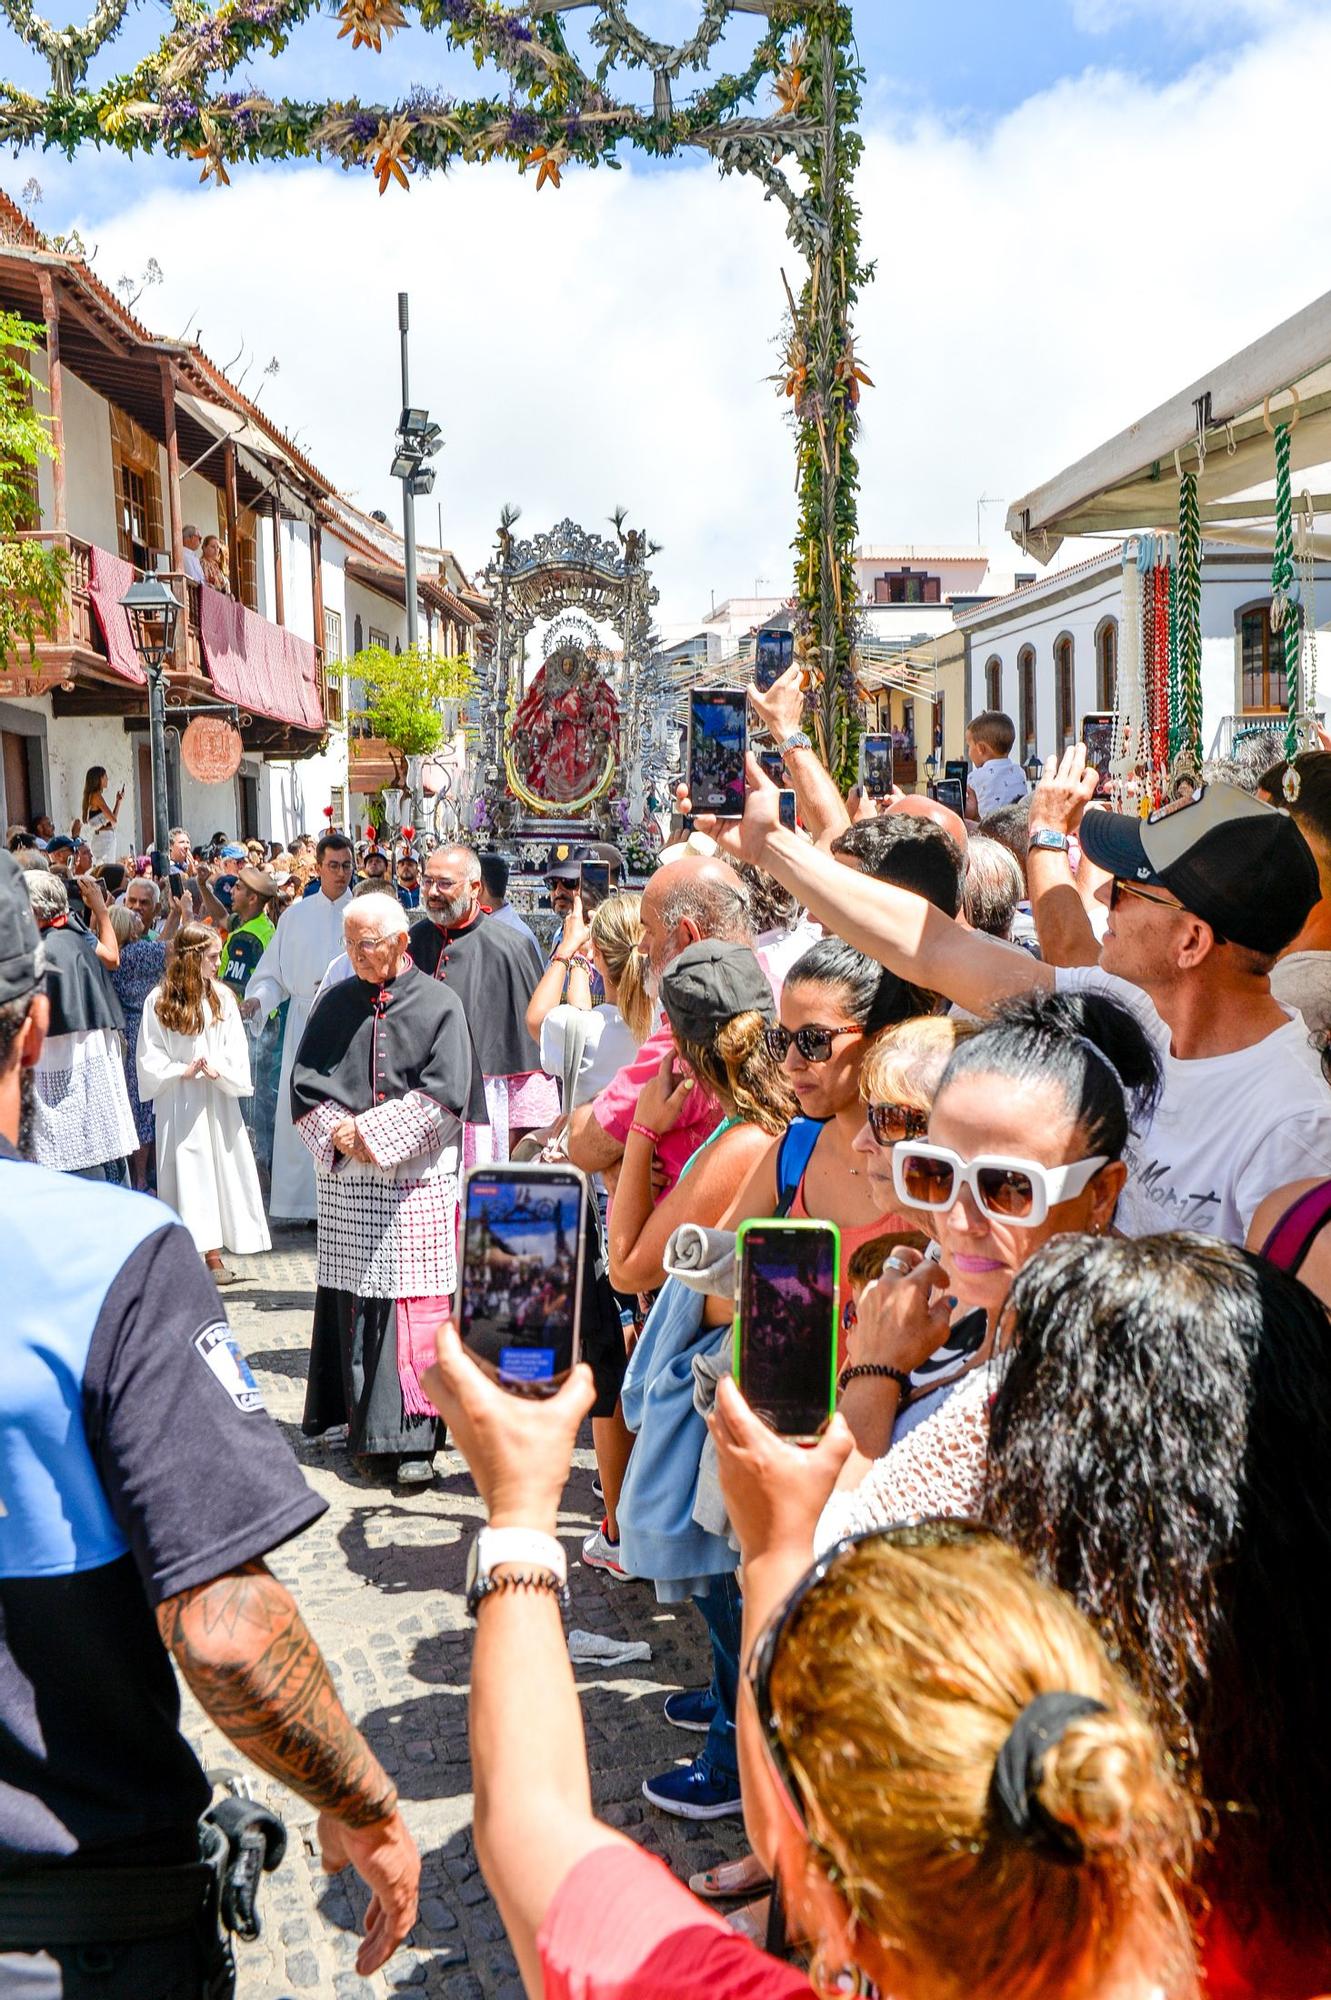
397,1296,451,1418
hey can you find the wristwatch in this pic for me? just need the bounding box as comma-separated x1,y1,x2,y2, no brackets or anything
1027,829,1071,853
466,1527,569,1619
777,730,813,755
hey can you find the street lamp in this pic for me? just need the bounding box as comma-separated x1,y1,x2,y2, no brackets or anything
1024,748,1043,786
119,575,182,875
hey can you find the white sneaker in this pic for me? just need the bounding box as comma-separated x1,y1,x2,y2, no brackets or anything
581,1521,630,1580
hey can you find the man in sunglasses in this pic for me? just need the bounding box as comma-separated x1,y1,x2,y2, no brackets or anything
688,754,1331,1244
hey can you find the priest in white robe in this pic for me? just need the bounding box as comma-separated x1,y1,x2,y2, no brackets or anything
241,832,353,1219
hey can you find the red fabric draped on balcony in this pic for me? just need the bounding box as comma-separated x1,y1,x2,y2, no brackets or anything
198,586,324,732
86,545,147,685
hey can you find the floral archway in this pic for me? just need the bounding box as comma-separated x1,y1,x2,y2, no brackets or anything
0,0,871,773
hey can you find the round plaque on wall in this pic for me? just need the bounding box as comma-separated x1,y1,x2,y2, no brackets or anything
180,716,243,785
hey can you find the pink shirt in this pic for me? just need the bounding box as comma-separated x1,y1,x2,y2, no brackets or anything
591,1023,723,1195
539,1843,808,2000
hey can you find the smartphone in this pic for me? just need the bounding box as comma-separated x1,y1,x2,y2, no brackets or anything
944,759,969,787
1081,713,1116,798
777,788,798,831
579,860,612,912
458,1163,590,1397
930,777,965,813
757,748,786,788
754,628,795,693
859,733,894,799
733,1219,841,1440
688,687,748,817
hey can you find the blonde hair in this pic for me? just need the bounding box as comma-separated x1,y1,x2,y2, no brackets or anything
772,1533,1198,2000
109,903,140,948
589,891,651,1043
860,1013,965,1115
155,922,223,1036
673,1010,796,1138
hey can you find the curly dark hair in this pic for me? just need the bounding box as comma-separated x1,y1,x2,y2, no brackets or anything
984,1231,1331,1944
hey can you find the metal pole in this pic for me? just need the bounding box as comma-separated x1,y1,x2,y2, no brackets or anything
398,291,419,651
147,660,171,877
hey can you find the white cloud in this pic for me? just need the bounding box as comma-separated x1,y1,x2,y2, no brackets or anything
67,0,1331,624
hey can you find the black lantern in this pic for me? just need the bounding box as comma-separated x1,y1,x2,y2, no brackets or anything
1024,748,1043,785
118,575,182,672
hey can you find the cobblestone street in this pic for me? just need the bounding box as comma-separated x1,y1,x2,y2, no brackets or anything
184,1227,743,1998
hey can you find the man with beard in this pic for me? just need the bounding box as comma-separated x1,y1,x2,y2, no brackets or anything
408,845,556,1161
566,854,750,1197
293,894,485,1485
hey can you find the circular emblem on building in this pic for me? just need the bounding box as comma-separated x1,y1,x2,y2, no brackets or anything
181,715,244,785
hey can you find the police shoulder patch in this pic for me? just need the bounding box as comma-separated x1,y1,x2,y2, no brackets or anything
194,1322,265,1413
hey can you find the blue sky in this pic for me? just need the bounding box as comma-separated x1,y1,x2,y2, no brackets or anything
0,0,1322,624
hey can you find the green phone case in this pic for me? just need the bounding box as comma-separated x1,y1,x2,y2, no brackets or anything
732,1216,842,1431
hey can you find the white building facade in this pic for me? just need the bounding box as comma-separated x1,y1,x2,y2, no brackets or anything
955,543,1330,766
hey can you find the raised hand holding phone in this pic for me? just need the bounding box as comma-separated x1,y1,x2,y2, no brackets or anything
708,1375,852,1563
456,1163,590,1398
733,1217,841,1442
424,1321,594,1531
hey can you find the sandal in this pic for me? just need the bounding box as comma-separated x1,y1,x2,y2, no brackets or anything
689,1853,774,1901
725,1897,772,1946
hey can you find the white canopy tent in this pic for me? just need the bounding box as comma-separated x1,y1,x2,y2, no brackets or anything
1007,288,1331,562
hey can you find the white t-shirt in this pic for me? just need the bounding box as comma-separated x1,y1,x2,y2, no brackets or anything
1055,964,1331,1241
540,1003,638,1108
969,757,1028,817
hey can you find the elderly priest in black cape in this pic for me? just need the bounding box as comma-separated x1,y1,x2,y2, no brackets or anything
293,891,485,1485
408,843,558,1163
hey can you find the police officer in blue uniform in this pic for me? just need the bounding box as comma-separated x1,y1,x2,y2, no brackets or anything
0,851,420,1996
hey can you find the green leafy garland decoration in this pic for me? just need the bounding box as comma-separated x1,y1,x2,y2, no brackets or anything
0,0,870,768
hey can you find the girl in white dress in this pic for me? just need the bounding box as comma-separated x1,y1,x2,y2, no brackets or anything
138,922,271,1282
78,764,123,864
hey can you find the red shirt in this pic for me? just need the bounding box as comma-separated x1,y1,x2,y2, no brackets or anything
1202,1901,1331,1999
539,1843,808,2000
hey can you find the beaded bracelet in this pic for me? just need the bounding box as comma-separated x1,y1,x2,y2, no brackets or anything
838,1363,910,1397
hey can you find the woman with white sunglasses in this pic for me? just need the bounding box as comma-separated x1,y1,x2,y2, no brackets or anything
817,986,1161,1547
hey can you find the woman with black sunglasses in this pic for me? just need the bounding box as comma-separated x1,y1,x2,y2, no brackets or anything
718,940,936,1339
815,985,1160,1546
423,1328,1199,2000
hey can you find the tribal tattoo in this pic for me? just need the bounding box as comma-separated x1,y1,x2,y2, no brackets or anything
156,1559,398,1829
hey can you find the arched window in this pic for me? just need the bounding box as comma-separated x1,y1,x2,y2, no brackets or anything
1018,646,1036,762
1054,633,1075,747
1238,601,1291,713
984,655,1002,710
1095,618,1117,710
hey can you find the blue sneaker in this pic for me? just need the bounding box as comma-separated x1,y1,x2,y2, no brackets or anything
642,1755,743,1820
663,1686,717,1734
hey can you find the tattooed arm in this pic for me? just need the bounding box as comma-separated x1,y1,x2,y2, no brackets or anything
156,1558,419,1975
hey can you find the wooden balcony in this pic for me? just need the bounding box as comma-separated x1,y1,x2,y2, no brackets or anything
7,533,325,756
0,530,121,699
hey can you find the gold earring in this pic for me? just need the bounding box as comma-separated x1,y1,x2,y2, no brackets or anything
808,1948,869,1998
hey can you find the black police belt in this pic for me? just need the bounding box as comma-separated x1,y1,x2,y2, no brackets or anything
0,1797,286,1949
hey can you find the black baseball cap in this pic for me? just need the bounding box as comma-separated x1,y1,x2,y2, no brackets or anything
0,850,42,1003
661,939,776,1043
545,843,625,883
1077,782,1319,954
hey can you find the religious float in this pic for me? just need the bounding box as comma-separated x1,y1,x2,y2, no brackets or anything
469,512,675,894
